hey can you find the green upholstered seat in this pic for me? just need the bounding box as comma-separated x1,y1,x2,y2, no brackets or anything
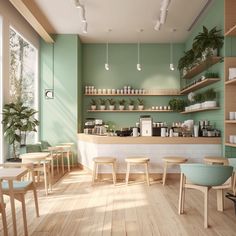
2,181,32,190
40,140,51,150
180,163,233,187
26,144,42,153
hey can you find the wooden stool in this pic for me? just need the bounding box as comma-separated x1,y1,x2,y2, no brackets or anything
204,156,229,165
162,156,187,185
92,157,116,185
125,157,150,186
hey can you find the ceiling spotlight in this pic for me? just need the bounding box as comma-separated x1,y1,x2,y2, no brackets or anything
74,0,82,8
160,10,168,24
154,20,161,31
83,21,87,33
161,0,171,11
170,63,174,71
105,63,109,71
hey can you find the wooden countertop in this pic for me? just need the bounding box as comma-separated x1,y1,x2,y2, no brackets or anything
78,133,221,144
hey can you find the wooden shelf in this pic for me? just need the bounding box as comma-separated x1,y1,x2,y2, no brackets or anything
180,78,220,94
84,93,180,96
183,56,223,79
225,25,236,36
225,78,236,85
225,143,236,148
225,120,236,124
87,109,174,113
181,107,220,114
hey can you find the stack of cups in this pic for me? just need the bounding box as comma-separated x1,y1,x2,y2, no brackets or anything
229,111,236,120
229,135,236,144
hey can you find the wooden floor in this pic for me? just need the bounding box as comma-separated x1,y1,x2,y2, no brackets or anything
1,168,236,236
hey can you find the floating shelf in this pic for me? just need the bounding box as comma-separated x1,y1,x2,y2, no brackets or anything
225,120,236,124
183,56,223,79
180,78,220,94
225,142,236,148
181,107,220,114
84,93,180,96
225,25,236,36
225,78,236,85
87,109,174,113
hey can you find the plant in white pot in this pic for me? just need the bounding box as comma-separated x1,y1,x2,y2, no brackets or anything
202,88,217,108
137,98,144,110
128,99,135,110
99,98,106,110
118,99,126,110
90,99,97,110
107,99,116,110
193,93,204,110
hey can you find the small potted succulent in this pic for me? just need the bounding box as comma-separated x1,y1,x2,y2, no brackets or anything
202,88,217,108
90,99,97,110
99,98,106,110
107,99,116,110
128,99,135,110
118,99,126,110
137,98,144,110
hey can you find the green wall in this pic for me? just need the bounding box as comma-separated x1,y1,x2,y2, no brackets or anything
40,35,82,159
82,43,188,129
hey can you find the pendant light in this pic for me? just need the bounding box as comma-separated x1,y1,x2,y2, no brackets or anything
169,28,176,71
45,43,55,99
137,42,141,71
105,29,112,71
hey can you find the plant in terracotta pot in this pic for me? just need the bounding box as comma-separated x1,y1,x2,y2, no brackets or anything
118,99,126,110
2,101,39,160
90,99,97,110
202,88,217,108
193,26,224,60
128,99,135,110
107,99,116,110
137,98,144,110
99,98,106,110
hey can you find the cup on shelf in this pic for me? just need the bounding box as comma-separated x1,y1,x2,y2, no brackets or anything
155,106,159,110
98,89,102,94
107,89,111,94
234,135,236,144
151,106,155,110
159,106,163,110
116,89,120,94
163,106,167,110
112,89,116,95
229,112,235,120
102,89,107,94
229,135,234,143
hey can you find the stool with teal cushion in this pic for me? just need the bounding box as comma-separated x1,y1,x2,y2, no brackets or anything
178,163,233,228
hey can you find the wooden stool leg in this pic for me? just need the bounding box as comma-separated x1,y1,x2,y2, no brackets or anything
33,187,40,217
67,151,70,172
178,173,184,214
216,189,224,211
43,162,48,195
181,175,186,213
204,187,209,229
162,162,168,186
0,183,8,236
20,195,28,236
92,162,97,183
57,156,59,175
145,163,150,186
112,163,116,185
232,172,236,195
96,164,99,180
126,163,130,185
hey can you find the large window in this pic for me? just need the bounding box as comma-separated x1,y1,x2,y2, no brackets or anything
9,27,38,143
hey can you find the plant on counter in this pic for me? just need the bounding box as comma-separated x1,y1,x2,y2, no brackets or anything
128,99,135,110
168,98,187,112
118,99,126,110
90,99,97,110
204,71,219,78
99,98,106,110
193,26,224,59
2,101,39,160
137,98,144,110
107,99,116,110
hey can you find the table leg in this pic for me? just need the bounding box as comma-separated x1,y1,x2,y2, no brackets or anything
43,162,48,195
67,151,70,172
8,180,17,236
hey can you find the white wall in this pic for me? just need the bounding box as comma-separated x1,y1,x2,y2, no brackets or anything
0,0,39,161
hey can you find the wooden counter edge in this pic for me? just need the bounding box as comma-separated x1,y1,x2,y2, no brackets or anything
78,133,221,145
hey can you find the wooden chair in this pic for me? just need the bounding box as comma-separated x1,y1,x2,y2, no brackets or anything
0,179,8,236
92,157,116,185
178,164,233,228
162,156,188,185
204,156,229,165
0,163,39,236
125,157,150,186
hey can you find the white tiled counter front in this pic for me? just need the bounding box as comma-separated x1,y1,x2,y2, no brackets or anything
78,134,222,173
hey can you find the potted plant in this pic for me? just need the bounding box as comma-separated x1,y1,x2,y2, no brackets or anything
107,99,116,110
2,101,39,161
202,88,217,108
193,93,204,110
204,71,219,78
128,99,135,110
137,98,144,110
90,99,97,110
178,49,195,76
168,98,187,112
193,26,224,60
99,98,106,110
118,99,126,110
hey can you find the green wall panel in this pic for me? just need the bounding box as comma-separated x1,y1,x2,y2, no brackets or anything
40,35,81,160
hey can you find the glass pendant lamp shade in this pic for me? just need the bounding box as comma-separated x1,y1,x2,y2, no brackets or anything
137,42,142,71
105,42,110,71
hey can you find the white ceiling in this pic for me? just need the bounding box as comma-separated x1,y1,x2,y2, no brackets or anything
28,0,212,43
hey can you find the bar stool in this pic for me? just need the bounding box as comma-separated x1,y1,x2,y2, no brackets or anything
125,157,150,186
204,156,229,165
92,157,116,185
162,156,188,185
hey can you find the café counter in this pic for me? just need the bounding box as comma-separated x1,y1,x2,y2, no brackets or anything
77,133,222,173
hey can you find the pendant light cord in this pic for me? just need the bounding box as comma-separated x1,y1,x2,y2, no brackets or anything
137,41,140,64
52,43,54,90
170,41,173,64
106,42,109,64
